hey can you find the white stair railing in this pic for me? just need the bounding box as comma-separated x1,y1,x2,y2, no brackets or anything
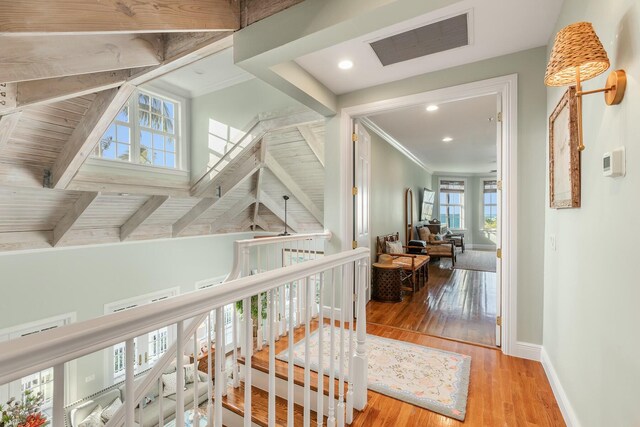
0,232,369,427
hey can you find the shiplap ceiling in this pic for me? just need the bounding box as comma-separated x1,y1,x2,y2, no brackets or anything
366,94,498,174
295,0,563,94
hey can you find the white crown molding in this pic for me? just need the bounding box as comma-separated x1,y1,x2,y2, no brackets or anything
541,347,581,427
359,117,433,174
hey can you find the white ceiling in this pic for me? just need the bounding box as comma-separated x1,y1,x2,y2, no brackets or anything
155,48,254,98
295,0,563,95
366,94,498,174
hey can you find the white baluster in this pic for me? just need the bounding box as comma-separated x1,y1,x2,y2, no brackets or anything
215,308,224,427
176,321,185,427
296,241,302,325
353,259,369,410
317,272,325,426
193,331,200,426
268,289,276,427
337,266,345,427
244,296,252,427
287,281,295,427
221,306,227,398
159,377,165,426
257,248,263,351
52,363,64,427
232,304,239,387
327,268,337,427
304,277,311,427
346,263,355,423
207,313,213,426
125,338,135,427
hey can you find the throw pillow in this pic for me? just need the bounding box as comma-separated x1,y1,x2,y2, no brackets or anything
386,240,403,254
78,404,104,427
418,227,430,241
100,397,122,423
162,371,184,397
184,364,196,384
434,234,443,241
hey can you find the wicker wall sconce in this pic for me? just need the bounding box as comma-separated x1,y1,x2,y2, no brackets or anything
544,22,627,151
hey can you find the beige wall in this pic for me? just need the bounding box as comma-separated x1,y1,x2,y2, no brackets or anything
543,1,640,426
326,47,548,344
368,129,432,265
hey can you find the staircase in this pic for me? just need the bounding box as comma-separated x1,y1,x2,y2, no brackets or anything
0,231,370,427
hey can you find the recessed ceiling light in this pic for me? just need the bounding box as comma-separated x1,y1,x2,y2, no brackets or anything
426,105,439,112
442,137,453,142
338,60,354,70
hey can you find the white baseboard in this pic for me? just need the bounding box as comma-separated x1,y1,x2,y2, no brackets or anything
511,341,541,361
540,347,581,427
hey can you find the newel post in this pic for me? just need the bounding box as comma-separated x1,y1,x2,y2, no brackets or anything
353,258,368,410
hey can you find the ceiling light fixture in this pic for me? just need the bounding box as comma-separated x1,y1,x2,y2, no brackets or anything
338,60,354,70
442,137,453,142
426,105,439,112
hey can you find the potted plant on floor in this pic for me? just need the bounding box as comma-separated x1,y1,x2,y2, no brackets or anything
0,390,49,427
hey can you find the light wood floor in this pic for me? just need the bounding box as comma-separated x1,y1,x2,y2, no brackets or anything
367,261,497,347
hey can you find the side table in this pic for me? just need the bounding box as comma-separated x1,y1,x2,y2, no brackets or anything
372,262,402,302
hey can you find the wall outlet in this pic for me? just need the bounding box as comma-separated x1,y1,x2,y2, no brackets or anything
550,235,556,251
85,374,95,383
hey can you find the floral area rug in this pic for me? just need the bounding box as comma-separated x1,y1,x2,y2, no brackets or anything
276,328,471,421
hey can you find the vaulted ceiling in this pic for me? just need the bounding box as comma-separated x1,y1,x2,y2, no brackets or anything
0,0,324,253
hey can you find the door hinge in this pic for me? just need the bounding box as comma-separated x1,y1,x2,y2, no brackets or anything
352,240,358,249
352,133,358,142
497,112,503,122
496,248,502,259
352,186,358,196
496,316,502,326
497,180,503,191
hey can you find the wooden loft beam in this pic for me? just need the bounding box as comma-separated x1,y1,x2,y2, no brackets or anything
297,124,324,167
254,214,270,232
0,35,162,84
0,0,239,35
52,191,99,246
0,112,22,152
51,84,136,189
120,195,169,241
264,152,323,223
252,167,265,230
259,190,300,233
210,195,256,233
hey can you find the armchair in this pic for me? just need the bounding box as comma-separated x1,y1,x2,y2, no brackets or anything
415,224,457,266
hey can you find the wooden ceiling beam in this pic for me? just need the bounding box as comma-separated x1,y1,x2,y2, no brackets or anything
0,112,22,152
252,167,265,230
51,84,135,189
259,190,300,233
52,191,99,246
297,124,324,167
0,0,239,35
120,195,170,241
0,35,162,84
210,194,256,234
254,214,270,232
264,152,323,224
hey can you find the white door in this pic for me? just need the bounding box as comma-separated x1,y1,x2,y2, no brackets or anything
353,120,371,301
495,96,503,347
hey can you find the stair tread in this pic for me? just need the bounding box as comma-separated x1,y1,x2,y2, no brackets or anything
222,382,321,427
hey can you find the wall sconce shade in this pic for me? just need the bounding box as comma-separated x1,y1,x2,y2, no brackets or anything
545,22,610,86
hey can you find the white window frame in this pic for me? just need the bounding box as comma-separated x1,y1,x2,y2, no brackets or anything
104,288,180,384
480,177,498,231
0,313,77,413
438,177,467,230
91,87,189,173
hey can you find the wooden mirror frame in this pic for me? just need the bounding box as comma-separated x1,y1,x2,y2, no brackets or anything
405,188,414,246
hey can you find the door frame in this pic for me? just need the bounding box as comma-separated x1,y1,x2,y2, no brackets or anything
338,74,519,357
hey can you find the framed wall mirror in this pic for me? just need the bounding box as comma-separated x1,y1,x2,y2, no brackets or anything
405,188,414,245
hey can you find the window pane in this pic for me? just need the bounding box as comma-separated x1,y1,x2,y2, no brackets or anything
153,134,164,150
164,101,175,119
140,130,152,149
116,125,130,144
166,152,175,168
117,143,130,161
153,150,164,166
151,98,162,115
166,137,175,152
102,140,116,159
138,94,149,110
116,106,129,123
151,114,162,131
139,146,152,165
139,110,150,127
164,118,174,134
440,193,447,204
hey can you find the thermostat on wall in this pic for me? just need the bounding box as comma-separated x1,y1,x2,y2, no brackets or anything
603,147,625,177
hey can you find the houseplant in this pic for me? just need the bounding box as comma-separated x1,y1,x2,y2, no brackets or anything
0,390,49,427
235,293,268,337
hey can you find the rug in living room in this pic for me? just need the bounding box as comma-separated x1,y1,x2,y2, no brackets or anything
452,249,497,272
276,328,471,421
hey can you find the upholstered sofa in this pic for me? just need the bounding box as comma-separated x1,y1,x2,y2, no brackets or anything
414,224,456,266
65,363,210,427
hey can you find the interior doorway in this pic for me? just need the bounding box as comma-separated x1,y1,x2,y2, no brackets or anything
344,75,518,354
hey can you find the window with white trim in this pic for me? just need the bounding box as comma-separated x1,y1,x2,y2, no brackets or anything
439,179,465,229
105,289,179,383
483,180,498,230
94,90,181,169
196,277,234,350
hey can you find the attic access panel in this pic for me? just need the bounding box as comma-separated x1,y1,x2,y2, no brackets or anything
370,14,469,66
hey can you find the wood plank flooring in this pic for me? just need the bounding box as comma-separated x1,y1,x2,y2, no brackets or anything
367,261,497,346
